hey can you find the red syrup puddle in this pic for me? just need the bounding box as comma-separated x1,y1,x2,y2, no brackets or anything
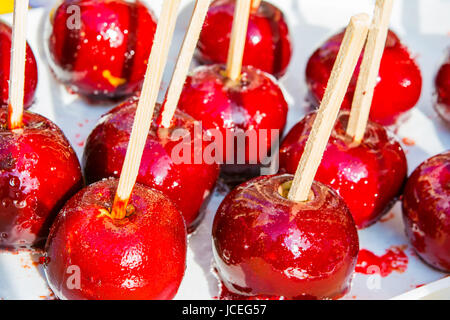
356,246,408,277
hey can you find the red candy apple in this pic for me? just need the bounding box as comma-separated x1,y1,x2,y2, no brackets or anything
83,98,220,232
212,174,359,299
279,111,407,228
306,30,422,126
402,151,450,272
435,51,450,124
178,64,288,180
46,0,157,102
0,21,38,109
0,108,83,248
44,178,187,300
197,0,292,78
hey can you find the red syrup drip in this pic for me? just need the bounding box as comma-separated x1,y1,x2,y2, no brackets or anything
356,246,408,277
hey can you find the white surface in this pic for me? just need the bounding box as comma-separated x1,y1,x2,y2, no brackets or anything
391,276,450,300
0,0,449,300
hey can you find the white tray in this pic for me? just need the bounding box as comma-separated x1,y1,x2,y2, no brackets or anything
0,0,449,300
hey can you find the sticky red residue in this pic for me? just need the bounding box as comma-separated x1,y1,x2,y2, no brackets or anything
414,283,425,288
77,123,84,128
380,212,395,222
74,133,85,147
356,246,409,277
402,137,415,146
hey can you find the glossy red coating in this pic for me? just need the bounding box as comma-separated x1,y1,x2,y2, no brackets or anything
306,30,422,126
178,64,288,178
402,151,450,272
279,111,407,229
44,178,187,300
212,174,359,300
83,98,220,231
197,0,292,78
0,21,38,109
0,108,83,248
435,51,450,124
47,0,157,102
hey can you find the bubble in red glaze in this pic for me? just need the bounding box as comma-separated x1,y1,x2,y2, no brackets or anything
213,174,359,300
197,0,292,78
0,108,83,249
355,247,408,277
306,29,422,126
46,0,157,102
45,178,187,300
0,21,38,109
279,111,407,229
402,151,450,272
83,98,220,232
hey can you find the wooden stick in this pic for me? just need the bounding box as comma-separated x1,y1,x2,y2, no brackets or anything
8,0,29,130
160,0,211,128
111,0,181,220
346,0,394,143
226,0,251,81
288,14,370,202
251,0,262,11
